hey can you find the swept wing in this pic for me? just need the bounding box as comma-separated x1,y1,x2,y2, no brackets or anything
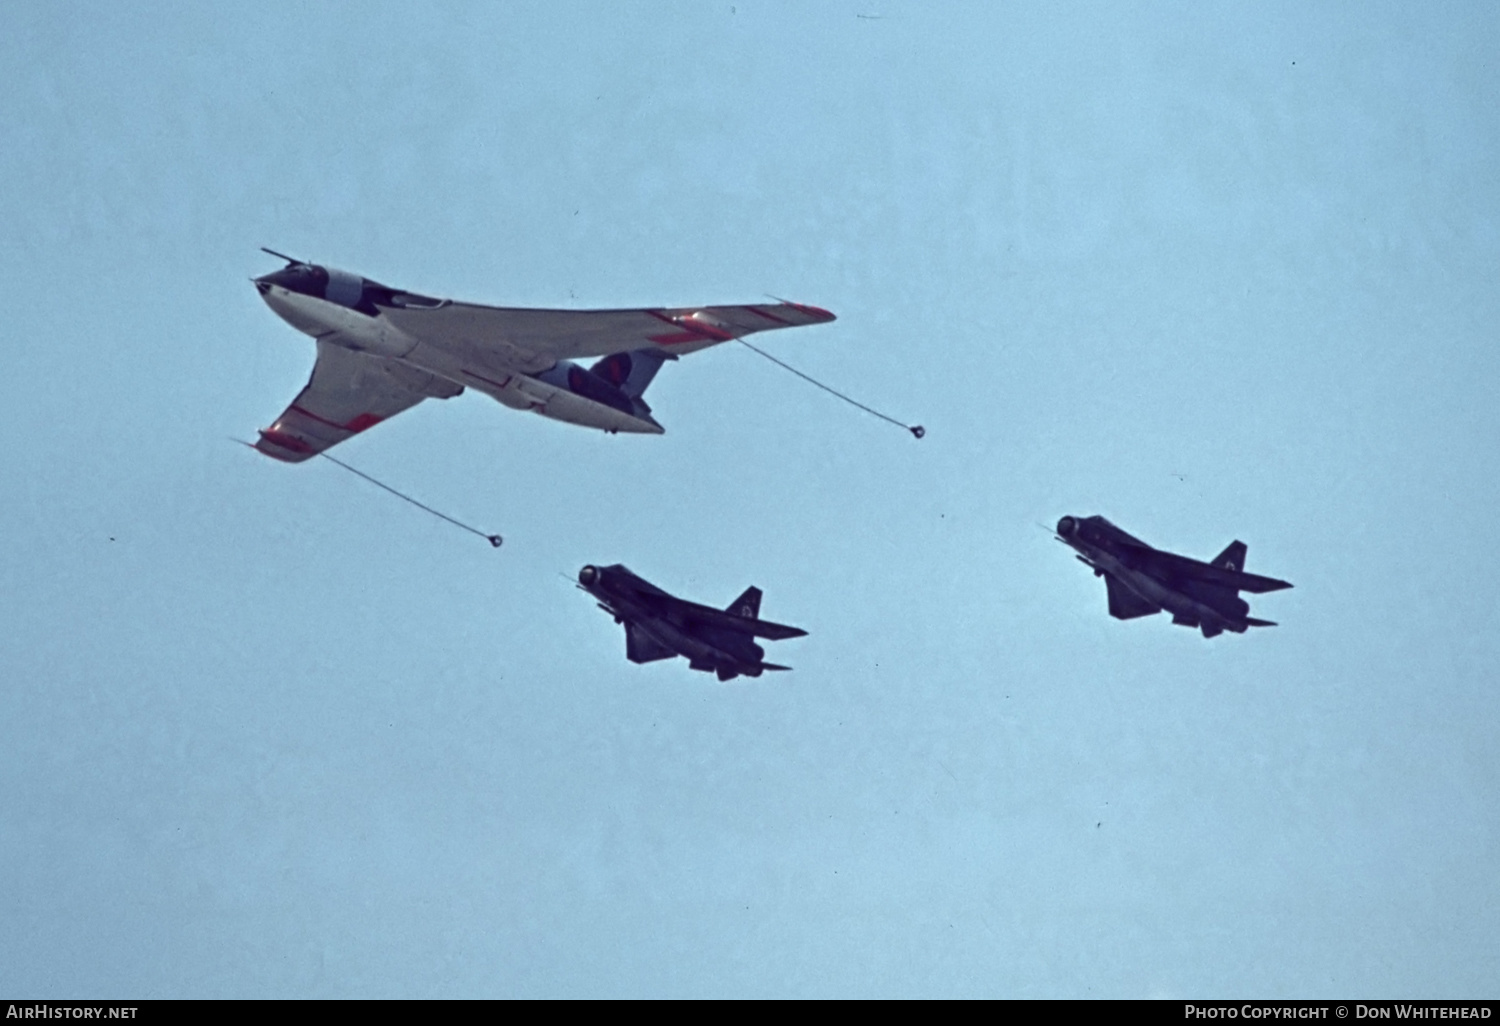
1105,574,1162,619
1137,549,1293,593
378,301,836,373
625,623,677,664
671,599,808,641
601,565,806,641
256,339,462,463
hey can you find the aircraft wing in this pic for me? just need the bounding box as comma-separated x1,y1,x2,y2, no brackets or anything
1105,574,1162,620
377,301,836,374
625,623,677,664
1146,550,1293,593
256,339,462,463
676,600,808,641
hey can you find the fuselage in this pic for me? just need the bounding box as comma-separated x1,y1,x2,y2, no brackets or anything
1083,544,1245,634
1057,515,1251,634
255,264,664,435
578,565,768,676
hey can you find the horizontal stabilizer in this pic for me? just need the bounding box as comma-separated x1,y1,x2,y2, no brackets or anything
1232,571,1293,594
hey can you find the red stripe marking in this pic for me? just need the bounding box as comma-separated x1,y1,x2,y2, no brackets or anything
746,306,790,324
686,321,733,341
290,404,381,434
784,301,835,321
645,309,733,342
289,404,352,432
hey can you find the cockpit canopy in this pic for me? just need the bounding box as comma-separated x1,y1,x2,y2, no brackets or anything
255,260,446,315
255,263,328,299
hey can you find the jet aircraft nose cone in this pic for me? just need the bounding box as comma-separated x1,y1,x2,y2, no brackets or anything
1057,516,1077,537
579,565,598,586
255,264,326,299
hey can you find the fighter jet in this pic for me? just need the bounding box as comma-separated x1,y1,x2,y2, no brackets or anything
577,564,807,681
249,250,835,462
1054,515,1292,638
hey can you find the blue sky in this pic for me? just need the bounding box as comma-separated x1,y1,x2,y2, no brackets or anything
2,1,1497,997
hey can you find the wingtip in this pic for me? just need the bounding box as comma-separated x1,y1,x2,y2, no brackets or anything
253,429,317,463
793,302,836,323
765,294,836,322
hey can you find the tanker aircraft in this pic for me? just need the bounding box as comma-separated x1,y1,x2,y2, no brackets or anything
249,250,835,462
1055,515,1292,638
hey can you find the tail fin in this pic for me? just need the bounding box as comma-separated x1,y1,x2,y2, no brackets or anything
1211,540,1248,572
589,349,676,400
727,586,762,619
